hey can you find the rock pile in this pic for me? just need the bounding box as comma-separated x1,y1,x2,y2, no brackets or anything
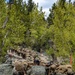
7,48,49,66
6,48,74,75
48,64,74,75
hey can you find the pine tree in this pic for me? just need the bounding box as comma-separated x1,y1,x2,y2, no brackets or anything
0,0,25,59
27,0,34,14
0,0,7,56
48,0,75,58
58,0,66,8
47,3,56,26
73,1,75,6
25,5,47,51
6,0,25,45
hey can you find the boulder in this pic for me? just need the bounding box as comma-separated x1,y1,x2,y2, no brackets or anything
14,61,24,71
56,65,67,73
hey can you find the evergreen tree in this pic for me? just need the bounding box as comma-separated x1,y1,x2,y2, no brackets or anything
69,0,71,4
0,0,7,56
58,0,66,8
6,0,25,46
48,0,75,58
73,0,75,6
27,0,34,14
0,0,25,58
47,3,56,26
25,5,47,51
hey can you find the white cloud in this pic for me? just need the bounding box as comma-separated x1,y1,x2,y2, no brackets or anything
42,8,49,18
32,0,57,17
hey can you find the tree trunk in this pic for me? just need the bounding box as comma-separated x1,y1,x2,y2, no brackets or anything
51,53,57,63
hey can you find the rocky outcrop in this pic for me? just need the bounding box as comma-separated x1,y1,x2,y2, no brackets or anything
7,48,49,66
6,48,74,75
